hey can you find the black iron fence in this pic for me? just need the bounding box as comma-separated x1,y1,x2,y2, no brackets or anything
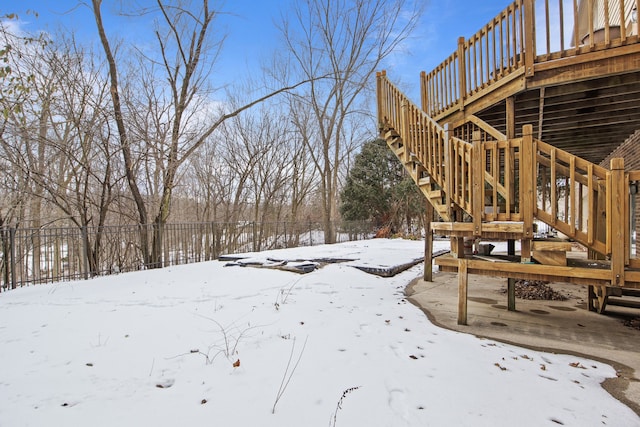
0,220,374,291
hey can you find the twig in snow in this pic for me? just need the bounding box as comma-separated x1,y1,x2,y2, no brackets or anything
330,386,361,427
275,275,306,310
271,336,308,414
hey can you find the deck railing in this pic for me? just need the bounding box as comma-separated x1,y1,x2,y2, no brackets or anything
378,71,472,217
422,0,640,118
378,72,635,278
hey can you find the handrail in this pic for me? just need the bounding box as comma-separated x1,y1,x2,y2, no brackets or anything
422,0,640,118
533,137,611,255
378,72,473,216
379,71,631,262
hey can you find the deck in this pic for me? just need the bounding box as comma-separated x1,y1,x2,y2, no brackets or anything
377,0,640,317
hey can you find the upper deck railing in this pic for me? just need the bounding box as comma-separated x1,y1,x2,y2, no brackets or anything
422,0,640,118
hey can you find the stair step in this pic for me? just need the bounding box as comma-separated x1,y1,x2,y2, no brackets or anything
622,288,640,298
426,190,443,200
607,297,640,309
417,177,431,186
384,129,400,140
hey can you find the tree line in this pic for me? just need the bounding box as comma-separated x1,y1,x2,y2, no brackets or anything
0,0,423,268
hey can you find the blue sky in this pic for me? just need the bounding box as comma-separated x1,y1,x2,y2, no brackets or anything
3,0,510,101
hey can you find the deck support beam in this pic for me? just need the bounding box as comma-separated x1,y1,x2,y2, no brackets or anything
458,259,468,325
507,278,516,311
424,201,434,282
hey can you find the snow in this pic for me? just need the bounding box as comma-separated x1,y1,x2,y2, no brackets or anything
0,238,638,427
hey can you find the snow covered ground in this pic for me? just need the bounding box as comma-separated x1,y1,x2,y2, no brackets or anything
0,238,638,426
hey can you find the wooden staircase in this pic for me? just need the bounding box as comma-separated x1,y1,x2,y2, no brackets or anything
376,0,640,315
384,128,451,221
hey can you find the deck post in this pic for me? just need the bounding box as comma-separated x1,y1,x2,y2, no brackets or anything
458,258,468,325
420,70,428,112
507,278,516,311
520,124,535,262
424,201,434,282
457,37,466,111
610,158,625,287
523,0,535,77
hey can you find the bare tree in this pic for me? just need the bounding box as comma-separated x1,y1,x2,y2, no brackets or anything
92,0,314,267
0,16,51,229
279,0,422,243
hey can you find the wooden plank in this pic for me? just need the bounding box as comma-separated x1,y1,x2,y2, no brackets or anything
436,256,613,280
532,250,567,266
467,114,506,140
531,241,572,251
481,222,524,233
458,259,468,325
432,222,474,232
431,222,525,235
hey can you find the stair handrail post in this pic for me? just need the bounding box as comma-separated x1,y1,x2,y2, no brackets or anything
444,123,454,220
610,158,626,287
471,130,484,237
376,70,385,132
456,37,467,111
400,99,410,164
420,70,428,113
523,0,536,77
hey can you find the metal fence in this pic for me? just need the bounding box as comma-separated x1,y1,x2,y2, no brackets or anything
0,220,375,291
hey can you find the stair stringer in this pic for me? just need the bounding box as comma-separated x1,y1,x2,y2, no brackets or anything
382,128,452,222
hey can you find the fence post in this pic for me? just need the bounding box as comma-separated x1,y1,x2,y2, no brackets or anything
1,227,6,291
81,226,90,280
10,227,16,289
212,222,218,259
252,221,257,252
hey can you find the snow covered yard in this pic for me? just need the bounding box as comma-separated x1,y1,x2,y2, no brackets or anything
0,239,638,426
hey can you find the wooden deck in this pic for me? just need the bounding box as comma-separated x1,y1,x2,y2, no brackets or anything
377,0,640,317
422,0,640,164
